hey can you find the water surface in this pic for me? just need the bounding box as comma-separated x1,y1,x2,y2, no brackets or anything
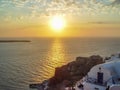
0,37,120,90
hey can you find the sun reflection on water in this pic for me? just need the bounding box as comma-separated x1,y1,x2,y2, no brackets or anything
44,39,66,77
50,39,66,65
31,39,67,82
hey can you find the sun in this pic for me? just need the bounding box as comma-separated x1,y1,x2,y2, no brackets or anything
50,16,66,32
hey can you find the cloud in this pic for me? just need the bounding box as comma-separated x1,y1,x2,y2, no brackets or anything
110,0,120,5
12,0,29,7
0,0,120,23
88,21,120,24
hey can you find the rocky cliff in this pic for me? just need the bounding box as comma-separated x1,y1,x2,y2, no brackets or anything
47,55,103,90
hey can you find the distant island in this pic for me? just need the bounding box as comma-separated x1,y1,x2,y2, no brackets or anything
0,40,31,43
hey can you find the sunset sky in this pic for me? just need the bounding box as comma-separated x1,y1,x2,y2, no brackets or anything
0,0,120,37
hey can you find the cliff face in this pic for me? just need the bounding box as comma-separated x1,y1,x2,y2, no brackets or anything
48,55,103,90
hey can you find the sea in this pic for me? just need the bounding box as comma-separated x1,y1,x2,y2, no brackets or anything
0,37,120,90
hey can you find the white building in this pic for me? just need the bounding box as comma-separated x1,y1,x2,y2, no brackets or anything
75,54,120,90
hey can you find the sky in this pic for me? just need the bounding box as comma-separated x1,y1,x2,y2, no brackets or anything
0,0,120,37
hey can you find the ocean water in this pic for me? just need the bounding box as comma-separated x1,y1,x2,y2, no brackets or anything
0,37,120,90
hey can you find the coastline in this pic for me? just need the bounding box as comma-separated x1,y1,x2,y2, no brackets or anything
30,55,103,90
0,40,31,43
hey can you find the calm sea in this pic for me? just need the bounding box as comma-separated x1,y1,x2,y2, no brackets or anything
0,37,120,90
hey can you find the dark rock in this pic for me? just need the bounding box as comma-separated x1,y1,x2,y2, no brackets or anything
29,83,44,89
47,55,103,90
49,65,71,87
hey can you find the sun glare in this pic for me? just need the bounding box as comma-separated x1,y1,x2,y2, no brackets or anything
50,16,66,32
